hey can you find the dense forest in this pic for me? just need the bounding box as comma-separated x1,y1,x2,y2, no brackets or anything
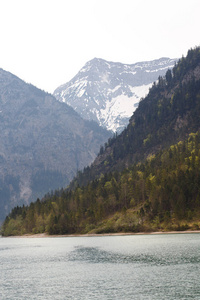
2,47,200,236
2,132,200,236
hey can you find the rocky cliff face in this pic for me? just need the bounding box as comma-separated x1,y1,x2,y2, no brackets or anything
54,57,177,132
0,68,111,221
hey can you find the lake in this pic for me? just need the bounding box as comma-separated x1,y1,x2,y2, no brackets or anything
0,233,200,299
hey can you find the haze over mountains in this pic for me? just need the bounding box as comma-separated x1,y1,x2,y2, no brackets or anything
54,57,177,132
0,69,110,221
0,55,177,222
3,47,200,236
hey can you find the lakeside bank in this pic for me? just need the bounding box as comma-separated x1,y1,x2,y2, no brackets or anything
3,230,200,238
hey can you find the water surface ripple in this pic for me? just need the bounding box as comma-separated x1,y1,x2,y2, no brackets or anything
0,233,200,299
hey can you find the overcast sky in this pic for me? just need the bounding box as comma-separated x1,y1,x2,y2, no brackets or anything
0,0,199,93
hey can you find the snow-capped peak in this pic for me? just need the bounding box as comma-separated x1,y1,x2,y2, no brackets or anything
54,57,178,132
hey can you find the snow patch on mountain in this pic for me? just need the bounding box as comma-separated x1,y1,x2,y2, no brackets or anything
54,57,177,132
98,83,152,132
130,83,153,99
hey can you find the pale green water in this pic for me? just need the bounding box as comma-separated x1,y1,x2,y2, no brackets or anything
0,233,200,299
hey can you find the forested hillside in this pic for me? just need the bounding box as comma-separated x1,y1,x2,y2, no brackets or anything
71,47,200,188
2,47,200,236
2,132,200,236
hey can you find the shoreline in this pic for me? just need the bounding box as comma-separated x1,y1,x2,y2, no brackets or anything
3,230,200,238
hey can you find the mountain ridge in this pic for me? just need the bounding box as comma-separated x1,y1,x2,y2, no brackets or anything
0,68,111,221
70,47,200,187
2,47,200,236
54,57,177,132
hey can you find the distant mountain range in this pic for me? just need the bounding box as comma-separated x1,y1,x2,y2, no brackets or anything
54,57,177,132
0,69,110,222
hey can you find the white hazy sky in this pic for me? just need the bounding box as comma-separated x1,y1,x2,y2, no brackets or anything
0,0,200,93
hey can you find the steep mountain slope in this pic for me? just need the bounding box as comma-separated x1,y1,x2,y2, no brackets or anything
71,47,200,187
3,132,200,236
3,47,200,236
0,69,111,221
54,57,177,132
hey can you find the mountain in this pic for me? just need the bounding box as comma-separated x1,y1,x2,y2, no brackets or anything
3,132,200,236
3,47,200,236
71,47,200,186
54,57,177,132
0,69,111,222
